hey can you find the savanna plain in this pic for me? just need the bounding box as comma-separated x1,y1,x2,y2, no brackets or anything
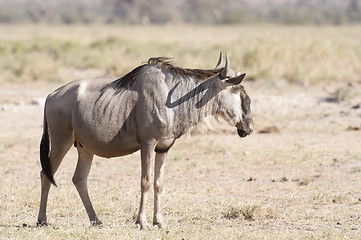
0,25,361,239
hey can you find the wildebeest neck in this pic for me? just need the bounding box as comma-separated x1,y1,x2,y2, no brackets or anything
164,76,220,137
166,80,219,109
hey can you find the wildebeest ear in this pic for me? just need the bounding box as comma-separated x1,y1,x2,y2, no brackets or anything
219,73,246,90
225,73,246,85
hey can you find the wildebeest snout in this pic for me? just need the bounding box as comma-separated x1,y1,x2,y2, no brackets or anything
237,116,254,138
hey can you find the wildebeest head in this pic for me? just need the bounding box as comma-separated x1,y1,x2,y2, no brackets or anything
214,53,254,138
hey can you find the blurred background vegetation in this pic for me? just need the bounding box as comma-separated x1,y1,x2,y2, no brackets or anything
0,0,360,25
0,0,360,85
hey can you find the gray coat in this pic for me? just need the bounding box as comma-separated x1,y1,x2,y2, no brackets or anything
37,53,253,229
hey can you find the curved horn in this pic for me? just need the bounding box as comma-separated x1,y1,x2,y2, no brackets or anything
215,52,223,69
221,54,230,78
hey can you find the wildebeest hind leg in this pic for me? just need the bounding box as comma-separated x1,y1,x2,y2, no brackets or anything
38,133,73,226
72,146,101,226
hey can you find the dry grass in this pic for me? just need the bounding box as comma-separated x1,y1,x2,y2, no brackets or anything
0,24,360,84
1,129,361,239
1,80,361,239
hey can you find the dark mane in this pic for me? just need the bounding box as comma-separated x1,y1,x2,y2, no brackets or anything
115,57,221,89
148,57,221,81
115,64,146,89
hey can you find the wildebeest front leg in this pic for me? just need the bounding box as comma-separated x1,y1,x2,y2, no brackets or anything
153,152,167,228
136,142,155,230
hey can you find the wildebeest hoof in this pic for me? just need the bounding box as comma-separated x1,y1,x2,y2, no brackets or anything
153,219,166,229
90,218,103,227
36,220,49,227
136,219,150,230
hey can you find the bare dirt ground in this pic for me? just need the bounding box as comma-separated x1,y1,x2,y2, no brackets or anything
1,80,361,239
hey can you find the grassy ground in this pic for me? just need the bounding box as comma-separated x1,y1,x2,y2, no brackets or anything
1,81,361,239
0,24,360,84
1,25,361,239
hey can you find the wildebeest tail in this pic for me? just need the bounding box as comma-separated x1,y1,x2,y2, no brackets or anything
40,107,57,187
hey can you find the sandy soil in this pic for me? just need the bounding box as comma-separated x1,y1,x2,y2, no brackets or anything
0,81,361,239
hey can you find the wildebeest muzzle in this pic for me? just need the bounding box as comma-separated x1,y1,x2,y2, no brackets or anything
237,129,249,138
237,116,254,138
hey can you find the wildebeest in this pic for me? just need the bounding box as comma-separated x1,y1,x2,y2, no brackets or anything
37,53,254,229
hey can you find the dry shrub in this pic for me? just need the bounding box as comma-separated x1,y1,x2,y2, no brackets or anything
223,203,277,221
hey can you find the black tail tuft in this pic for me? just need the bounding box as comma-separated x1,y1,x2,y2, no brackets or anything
40,112,57,187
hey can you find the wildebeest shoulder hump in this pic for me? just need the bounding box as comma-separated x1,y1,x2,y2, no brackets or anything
115,64,146,89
